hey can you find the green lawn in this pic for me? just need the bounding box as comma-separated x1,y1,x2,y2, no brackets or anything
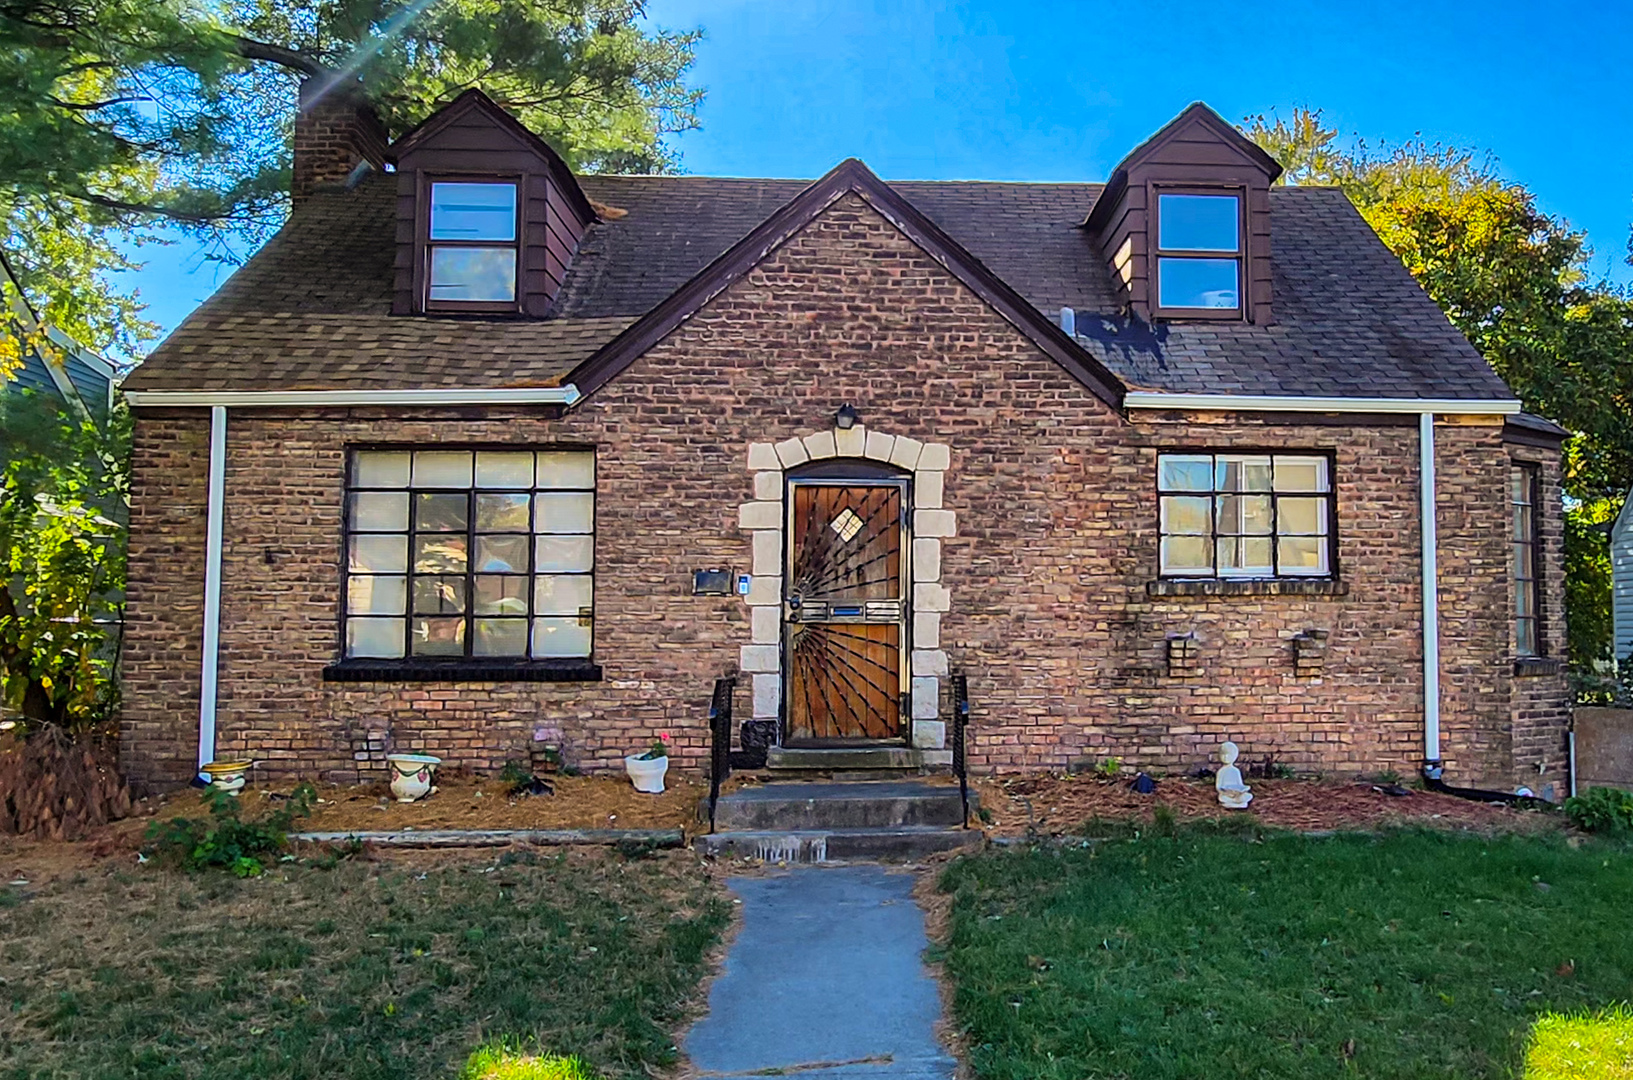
938,825,1633,1079
0,849,729,1079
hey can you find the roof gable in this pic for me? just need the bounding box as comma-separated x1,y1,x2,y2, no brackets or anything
563,159,1125,407
386,88,596,225
1086,102,1282,232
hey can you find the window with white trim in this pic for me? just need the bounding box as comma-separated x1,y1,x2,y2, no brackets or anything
1158,452,1334,578
343,449,595,660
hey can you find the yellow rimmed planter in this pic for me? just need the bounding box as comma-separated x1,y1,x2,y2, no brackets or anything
201,760,255,796
387,754,441,803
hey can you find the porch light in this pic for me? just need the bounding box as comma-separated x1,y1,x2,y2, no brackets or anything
835,404,859,430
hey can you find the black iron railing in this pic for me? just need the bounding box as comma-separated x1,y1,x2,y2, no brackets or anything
707,675,735,834
952,669,970,828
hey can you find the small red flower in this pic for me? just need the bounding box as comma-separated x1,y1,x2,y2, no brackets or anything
658,731,672,743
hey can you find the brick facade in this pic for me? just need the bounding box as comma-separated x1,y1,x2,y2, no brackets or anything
120,194,1570,794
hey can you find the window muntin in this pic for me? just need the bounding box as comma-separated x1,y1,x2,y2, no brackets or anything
1511,464,1541,657
1155,192,1242,312
344,449,595,661
1158,452,1333,578
426,181,518,305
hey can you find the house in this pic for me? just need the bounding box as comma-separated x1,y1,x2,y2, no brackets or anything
117,88,1571,799
1615,489,1633,677
1,251,117,423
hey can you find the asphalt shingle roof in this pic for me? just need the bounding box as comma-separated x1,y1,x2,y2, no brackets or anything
124,170,1514,402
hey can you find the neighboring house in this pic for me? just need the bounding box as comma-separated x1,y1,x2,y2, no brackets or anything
1615,489,1633,675
117,90,1571,798
1,251,117,422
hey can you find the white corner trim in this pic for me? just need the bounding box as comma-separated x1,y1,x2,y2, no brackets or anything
1420,411,1441,765
123,384,582,408
198,405,228,777
1123,392,1521,416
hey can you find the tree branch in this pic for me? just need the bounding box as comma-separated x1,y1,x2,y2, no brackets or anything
70,192,228,224
231,34,332,79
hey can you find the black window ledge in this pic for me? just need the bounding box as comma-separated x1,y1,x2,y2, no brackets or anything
1513,656,1566,677
1147,579,1349,598
323,659,603,683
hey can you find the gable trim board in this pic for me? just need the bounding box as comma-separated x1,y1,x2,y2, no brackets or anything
562,158,1126,407
122,386,582,408
1122,393,1519,414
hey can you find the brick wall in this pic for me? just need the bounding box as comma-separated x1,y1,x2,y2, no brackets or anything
120,193,1568,792
1509,444,1571,798
292,82,389,205
121,414,210,784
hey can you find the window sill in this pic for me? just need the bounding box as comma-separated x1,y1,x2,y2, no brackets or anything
322,659,603,683
1147,578,1349,598
1513,657,1566,678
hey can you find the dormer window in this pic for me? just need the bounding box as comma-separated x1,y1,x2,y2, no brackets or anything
426,181,518,308
1155,191,1241,314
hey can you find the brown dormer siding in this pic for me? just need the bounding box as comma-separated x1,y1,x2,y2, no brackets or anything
1085,103,1280,325
387,91,596,316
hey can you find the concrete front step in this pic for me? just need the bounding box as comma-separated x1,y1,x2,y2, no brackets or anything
706,780,974,831
695,827,980,863
766,746,953,771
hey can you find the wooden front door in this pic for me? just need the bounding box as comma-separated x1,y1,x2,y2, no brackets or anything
784,480,908,744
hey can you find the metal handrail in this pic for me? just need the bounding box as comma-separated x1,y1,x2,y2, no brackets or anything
707,675,735,834
952,669,970,828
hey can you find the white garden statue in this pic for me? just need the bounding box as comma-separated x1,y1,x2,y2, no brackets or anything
1215,741,1253,810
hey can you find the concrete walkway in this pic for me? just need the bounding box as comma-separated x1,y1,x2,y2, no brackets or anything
683,865,958,1080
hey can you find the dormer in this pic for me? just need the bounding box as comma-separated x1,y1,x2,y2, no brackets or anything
386,90,598,317
1084,102,1283,325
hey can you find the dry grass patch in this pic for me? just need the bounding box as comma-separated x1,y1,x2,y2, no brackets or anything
0,846,728,1079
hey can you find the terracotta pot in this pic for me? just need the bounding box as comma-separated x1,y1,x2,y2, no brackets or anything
201,760,254,796
387,754,441,803
624,753,669,794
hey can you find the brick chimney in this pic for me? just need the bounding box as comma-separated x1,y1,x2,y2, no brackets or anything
291,79,389,205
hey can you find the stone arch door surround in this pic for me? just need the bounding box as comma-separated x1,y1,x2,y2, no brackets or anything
739,425,955,752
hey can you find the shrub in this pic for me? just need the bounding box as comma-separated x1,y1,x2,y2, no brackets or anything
460,1046,598,1080
144,784,316,876
1564,787,1633,834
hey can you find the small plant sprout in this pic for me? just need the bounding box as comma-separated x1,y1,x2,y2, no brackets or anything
640,732,671,761
1096,757,1122,779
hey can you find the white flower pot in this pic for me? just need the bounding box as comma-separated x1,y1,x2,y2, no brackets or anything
624,754,669,794
387,754,441,803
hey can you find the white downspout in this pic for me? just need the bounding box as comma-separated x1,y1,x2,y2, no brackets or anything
1420,411,1442,771
197,405,227,779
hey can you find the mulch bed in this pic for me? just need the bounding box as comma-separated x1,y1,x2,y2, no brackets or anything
284,775,706,836
974,773,1560,837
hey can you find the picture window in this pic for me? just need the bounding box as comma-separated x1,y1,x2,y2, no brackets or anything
343,448,595,661
1158,452,1334,578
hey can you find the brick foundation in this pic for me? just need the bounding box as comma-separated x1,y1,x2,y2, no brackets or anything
121,194,1569,794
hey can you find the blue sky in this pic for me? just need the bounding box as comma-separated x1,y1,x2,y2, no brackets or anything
118,0,1633,356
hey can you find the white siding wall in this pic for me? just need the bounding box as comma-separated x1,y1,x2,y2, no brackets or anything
1615,494,1633,666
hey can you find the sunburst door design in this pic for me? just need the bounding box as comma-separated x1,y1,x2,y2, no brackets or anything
785,481,908,743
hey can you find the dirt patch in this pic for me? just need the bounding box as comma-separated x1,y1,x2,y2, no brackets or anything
974,773,1560,836
262,774,709,837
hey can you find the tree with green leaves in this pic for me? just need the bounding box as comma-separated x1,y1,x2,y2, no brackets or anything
0,386,129,729
1245,108,1633,679
1,0,703,355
